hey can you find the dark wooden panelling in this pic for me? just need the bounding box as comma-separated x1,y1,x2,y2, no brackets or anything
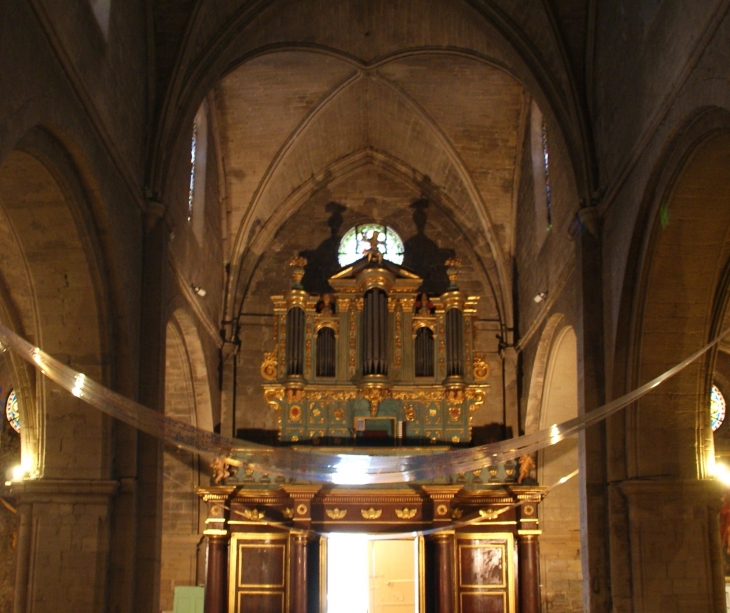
460,592,505,613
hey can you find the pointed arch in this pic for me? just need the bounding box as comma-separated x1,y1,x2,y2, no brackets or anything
159,309,214,610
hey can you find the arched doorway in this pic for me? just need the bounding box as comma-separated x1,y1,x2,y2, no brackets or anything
160,311,213,611
527,318,583,612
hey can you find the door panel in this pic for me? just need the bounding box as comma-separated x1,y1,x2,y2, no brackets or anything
370,539,416,613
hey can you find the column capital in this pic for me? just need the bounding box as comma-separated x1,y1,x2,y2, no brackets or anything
144,199,166,232
5,478,118,505
614,478,724,512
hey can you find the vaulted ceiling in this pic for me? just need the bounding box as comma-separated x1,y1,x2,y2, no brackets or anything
149,0,592,328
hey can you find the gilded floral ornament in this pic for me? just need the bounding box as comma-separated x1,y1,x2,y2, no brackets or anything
395,508,417,519
359,386,391,417
479,508,508,521
260,351,277,381
264,388,283,411
473,353,490,381
326,508,348,520
361,508,382,520
239,508,266,521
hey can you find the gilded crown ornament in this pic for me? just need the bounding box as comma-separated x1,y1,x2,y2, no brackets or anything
289,255,307,287
445,256,462,288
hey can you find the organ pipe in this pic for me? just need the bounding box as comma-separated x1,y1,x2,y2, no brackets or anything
286,307,305,376
362,289,388,376
316,327,336,377
445,307,464,377
415,327,434,377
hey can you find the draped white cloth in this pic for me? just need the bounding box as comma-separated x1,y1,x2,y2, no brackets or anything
0,322,726,485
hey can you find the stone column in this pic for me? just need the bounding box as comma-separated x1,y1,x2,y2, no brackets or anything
204,534,228,613
614,480,725,613
517,531,541,613
290,532,309,613
571,205,610,613
135,200,169,613
432,533,455,613
500,346,519,436
8,478,118,613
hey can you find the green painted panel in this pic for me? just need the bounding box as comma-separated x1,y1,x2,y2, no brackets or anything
173,586,204,613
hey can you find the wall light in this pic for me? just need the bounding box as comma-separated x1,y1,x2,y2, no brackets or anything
533,291,547,304
715,462,730,487
191,285,207,297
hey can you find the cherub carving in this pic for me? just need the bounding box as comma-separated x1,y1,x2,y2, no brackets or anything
517,454,536,484
316,293,335,315
362,231,384,264
211,456,232,484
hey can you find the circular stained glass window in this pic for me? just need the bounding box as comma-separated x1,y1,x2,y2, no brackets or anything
338,224,404,268
6,390,20,433
711,384,726,432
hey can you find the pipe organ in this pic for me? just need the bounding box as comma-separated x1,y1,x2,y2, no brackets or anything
199,243,546,613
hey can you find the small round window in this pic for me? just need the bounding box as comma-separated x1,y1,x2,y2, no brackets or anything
711,384,726,432
6,390,20,433
337,224,404,267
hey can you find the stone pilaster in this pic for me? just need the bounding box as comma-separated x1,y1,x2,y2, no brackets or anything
8,478,118,613
136,200,169,613
612,479,725,613
572,205,611,613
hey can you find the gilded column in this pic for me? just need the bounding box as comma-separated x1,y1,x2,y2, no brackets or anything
517,531,541,613
290,532,309,613
432,533,455,613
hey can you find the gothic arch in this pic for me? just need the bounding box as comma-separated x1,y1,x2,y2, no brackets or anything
624,123,730,481
159,309,213,610
234,151,505,326
0,132,110,480
523,312,566,435
525,319,583,612
610,111,730,612
149,0,592,205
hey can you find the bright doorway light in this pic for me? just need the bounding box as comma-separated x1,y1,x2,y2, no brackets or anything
326,534,420,613
327,533,369,613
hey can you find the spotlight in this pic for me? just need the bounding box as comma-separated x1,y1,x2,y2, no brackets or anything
11,465,25,482
715,462,730,487
533,292,547,304
191,285,207,297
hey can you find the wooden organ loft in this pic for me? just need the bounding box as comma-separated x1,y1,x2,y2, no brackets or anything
198,235,547,613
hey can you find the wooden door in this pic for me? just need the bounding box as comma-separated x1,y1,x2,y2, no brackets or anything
369,539,417,613
455,534,515,613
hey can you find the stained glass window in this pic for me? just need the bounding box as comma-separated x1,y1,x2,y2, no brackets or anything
711,384,726,432
338,224,404,267
6,390,19,433
542,119,552,229
187,121,197,222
